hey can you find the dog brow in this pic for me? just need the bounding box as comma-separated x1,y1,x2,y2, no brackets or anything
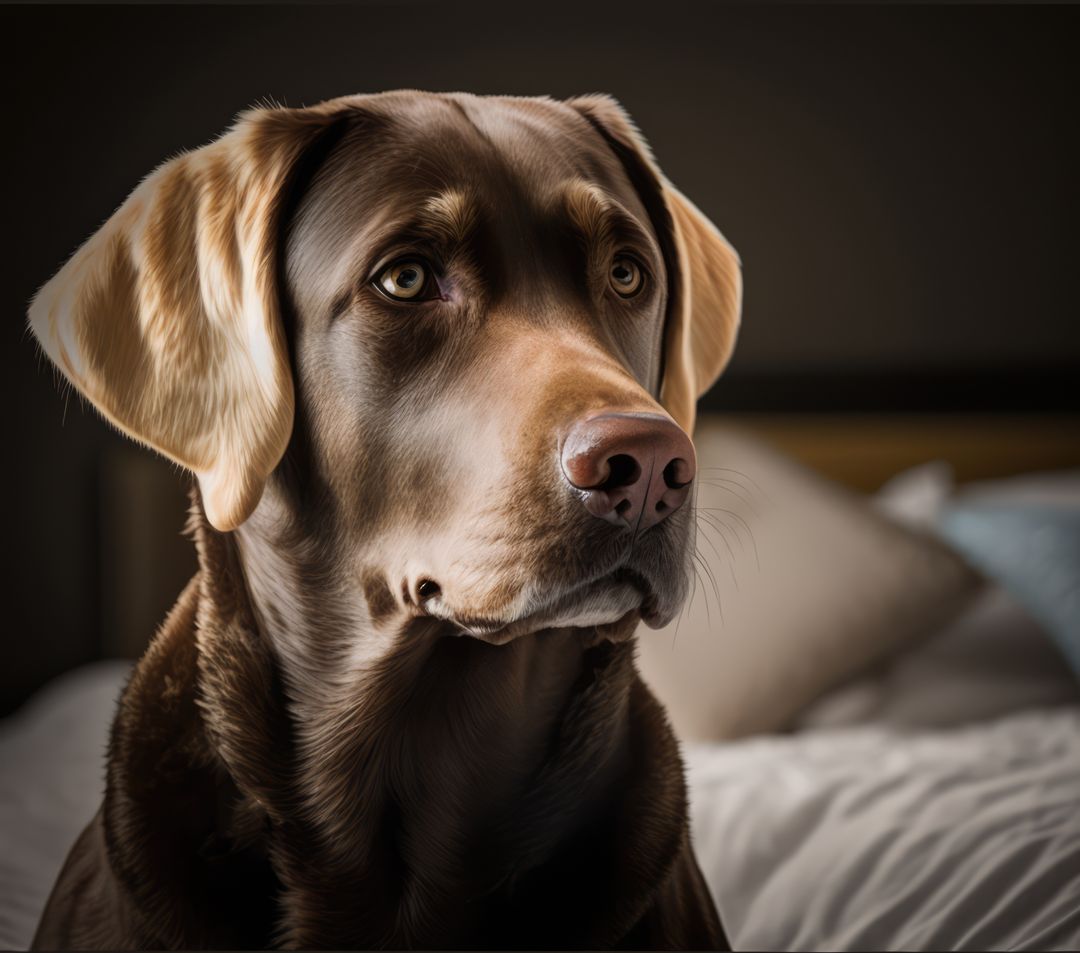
561,179,650,253
417,188,479,246
364,188,481,274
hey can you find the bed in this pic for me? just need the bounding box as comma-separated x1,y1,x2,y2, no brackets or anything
3,417,1078,951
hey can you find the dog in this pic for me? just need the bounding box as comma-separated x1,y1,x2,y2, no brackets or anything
28,90,742,950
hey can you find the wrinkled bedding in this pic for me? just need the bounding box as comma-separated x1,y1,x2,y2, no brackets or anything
688,708,1080,951
2,664,1079,950
0,662,128,951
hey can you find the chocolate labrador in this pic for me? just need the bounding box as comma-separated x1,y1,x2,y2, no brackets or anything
28,90,741,950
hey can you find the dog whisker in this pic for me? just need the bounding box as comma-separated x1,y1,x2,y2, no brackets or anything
696,466,767,497
696,508,747,557
691,548,724,628
693,510,740,590
694,506,760,571
694,477,760,512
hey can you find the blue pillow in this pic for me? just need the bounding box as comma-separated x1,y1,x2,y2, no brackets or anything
939,502,1080,677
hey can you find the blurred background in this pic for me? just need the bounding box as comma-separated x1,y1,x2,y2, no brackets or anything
3,3,1078,714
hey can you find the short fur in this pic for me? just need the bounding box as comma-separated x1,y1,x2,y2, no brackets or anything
30,91,741,950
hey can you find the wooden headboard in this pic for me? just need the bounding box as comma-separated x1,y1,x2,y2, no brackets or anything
710,413,1080,492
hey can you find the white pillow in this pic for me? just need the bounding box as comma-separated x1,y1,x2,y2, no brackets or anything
636,421,980,741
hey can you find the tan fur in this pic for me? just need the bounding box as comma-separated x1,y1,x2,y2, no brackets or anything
660,185,744,431
567,95,743,433
27,106,341,530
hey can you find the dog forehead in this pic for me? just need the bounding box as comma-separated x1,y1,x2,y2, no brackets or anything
303,91,643,228
370,90,625,186
285,91,653,315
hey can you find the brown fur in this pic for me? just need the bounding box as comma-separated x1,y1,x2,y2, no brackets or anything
30,91,741,949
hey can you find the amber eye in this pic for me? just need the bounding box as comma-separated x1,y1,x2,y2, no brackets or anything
377,260,430,300
609,256,644,297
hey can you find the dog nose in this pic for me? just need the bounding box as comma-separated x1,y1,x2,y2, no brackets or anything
561,412,696,531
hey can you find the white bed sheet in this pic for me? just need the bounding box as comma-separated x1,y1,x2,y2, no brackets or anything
3,663,1079,951
688,709,1080,951
0,661,128,952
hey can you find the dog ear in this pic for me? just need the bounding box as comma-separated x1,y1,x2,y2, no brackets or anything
567,95,742,433
29,105,344,531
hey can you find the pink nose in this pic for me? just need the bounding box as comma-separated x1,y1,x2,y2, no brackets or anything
561,412,696,531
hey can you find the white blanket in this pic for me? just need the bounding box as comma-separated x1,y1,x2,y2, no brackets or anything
0,662,128,951
688,709,1080,951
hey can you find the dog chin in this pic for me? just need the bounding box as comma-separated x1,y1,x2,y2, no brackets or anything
528,580,645,630
445,571,676,646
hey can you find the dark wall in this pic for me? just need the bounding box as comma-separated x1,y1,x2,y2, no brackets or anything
3,3,1078,712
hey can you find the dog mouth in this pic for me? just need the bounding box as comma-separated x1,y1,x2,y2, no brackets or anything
423,565,664,645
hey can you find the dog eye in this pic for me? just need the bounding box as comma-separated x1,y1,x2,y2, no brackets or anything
609,256,644,297
377,260,431,301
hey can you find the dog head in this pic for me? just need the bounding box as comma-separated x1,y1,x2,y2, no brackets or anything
29,91,741,643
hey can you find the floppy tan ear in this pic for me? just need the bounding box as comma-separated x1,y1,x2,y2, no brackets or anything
567,95,743,433
28,105,344,531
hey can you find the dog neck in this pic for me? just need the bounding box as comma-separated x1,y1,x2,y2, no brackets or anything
101,492,692,948
214,488,654,947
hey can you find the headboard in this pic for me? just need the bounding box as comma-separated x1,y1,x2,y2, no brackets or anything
713,413,1080,492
